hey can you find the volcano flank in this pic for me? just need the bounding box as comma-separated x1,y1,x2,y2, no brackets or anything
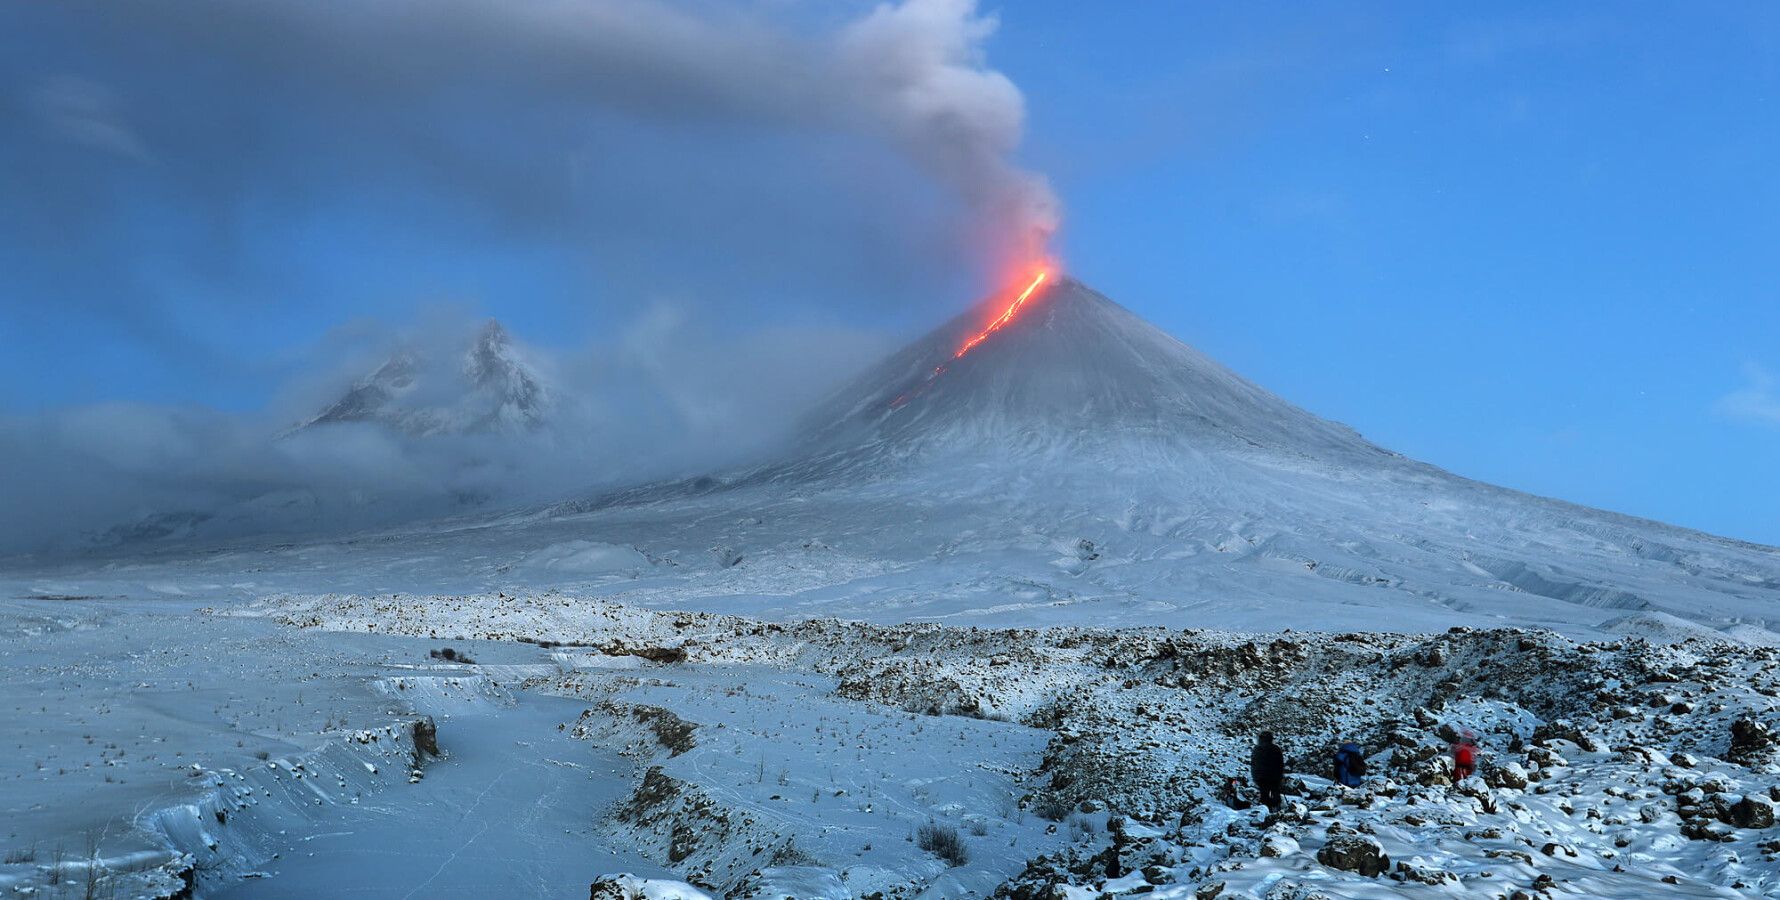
536,276,1780,639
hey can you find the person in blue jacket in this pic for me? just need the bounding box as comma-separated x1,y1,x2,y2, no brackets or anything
1333,741,1367,787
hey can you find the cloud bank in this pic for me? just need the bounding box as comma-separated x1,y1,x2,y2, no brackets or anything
0,312,894,554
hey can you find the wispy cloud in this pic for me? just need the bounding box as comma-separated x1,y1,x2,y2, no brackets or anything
1716,363,1780,427
26,75,150,161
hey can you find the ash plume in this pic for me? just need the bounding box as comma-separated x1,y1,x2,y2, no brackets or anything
18,0,1057,270
837,0,1062,261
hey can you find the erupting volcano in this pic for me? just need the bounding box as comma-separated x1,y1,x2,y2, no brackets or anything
806,274,1389,465
550,272,1780,642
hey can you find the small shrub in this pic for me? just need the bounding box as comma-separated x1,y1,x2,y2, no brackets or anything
1067,815,1096,842
967,819,989,836
429,647,475,664
3,846,35,865
1033,795,1073,821
916,823,969,867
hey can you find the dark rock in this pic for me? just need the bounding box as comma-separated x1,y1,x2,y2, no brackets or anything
412,717,440,757
1731,718,1775,763
1317,834,1389,877
1732,796,1776,830
1532,719,1601,752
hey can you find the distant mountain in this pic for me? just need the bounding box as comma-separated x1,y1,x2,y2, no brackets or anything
68,321,553,550
297,320,552,436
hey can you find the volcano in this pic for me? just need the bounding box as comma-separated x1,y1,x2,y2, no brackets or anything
524,276,1780,640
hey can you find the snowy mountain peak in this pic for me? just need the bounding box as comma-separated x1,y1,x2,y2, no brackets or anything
799,276,1379,462
461,319,551,431
465,319,514,382
297,319,552,437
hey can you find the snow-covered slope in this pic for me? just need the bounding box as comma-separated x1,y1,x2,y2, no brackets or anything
298,319,552,436
18,277,1780,639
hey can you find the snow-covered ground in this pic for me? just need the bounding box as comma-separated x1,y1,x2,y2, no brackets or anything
197,590,1780,897
0,595,667,898
9,581,1780,896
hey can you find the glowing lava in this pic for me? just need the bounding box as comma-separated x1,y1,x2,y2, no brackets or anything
889,269,1051,410
953,270,1048,360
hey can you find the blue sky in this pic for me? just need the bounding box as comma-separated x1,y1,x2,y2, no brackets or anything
3,2,1777,544
996,3,1780,544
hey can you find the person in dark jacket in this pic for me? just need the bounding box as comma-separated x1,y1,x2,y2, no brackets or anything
1333,741,1367,787
1251,731,1285,810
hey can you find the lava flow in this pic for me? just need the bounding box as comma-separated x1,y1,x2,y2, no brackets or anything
890,269,1051,409
954,270,1048,360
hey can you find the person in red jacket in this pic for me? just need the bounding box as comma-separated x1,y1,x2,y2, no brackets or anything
1452,732,1478,781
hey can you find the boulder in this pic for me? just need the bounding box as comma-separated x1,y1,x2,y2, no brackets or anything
1317,834,1389,877
1730,718,1775,763
412,717,440,757
1732,795,1776,830
1487,762,1529,790
1394,858,1458,885
1532,719,1602,752
1260,834,1300,858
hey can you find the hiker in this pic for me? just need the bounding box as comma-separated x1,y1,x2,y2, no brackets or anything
1452,734,1478,781
1333,741,1367,787
1251,731,1285,810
